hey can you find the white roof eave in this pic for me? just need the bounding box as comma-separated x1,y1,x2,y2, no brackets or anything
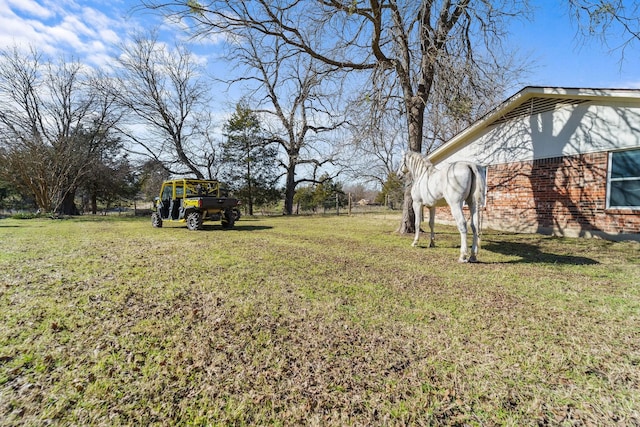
427,86,640,164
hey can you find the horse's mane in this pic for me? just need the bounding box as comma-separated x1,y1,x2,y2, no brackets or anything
405,151,432,166
404,151,433,177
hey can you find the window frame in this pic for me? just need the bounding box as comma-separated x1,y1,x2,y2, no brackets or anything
606,148,640,209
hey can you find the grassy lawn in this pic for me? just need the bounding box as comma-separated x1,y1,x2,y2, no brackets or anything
1,214,639,426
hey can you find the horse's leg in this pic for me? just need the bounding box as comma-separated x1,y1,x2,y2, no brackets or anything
450,203,469,262
468,201,479,263
412,201,422,247
428,206,436,248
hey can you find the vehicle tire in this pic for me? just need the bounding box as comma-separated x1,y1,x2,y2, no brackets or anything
151,212,163,228
221,209,235,229
186,211,203,230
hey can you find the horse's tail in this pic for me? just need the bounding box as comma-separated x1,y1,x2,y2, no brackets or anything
469,163,486,208
468,163,486,243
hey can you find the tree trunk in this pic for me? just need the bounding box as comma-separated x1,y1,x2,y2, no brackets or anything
58,190,80,216
91,192,98,215
283,163,296,215
397,97,425,234
397,185,416,234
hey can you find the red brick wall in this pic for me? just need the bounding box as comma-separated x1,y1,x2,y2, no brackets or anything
434,152,640,239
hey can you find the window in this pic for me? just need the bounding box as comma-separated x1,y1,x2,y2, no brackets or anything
161,185,173,200
608,149,640,209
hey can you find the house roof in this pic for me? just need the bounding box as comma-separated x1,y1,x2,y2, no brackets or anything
427,86,640,164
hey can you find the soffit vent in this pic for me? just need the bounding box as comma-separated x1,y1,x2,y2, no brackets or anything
490,97,590,125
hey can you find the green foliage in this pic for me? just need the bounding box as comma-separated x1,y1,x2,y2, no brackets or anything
294,175,347,213
0,180,35,211
9,212,40,219
78,132,137,213
293,186,316,212
186,0,204,15
316,174,347,211
221,102,280,215
376,173,404,208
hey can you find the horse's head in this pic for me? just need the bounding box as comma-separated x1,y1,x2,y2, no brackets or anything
396,151,410,179
397,150,433,180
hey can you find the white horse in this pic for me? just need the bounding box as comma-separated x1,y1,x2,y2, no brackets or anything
397,150,485,263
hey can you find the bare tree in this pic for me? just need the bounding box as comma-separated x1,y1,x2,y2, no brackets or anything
113,32,217,179
228,34,346,215
569,0,640,59
339,56,507,189
345,79,406,190
143,0,530,232
0,46,122,214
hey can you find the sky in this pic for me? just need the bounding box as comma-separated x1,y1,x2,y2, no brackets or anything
508,1,640,89
0,0,638,99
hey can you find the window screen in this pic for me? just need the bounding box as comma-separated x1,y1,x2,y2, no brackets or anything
608,149,640,208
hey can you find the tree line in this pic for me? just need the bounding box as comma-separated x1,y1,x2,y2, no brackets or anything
0,38,335,216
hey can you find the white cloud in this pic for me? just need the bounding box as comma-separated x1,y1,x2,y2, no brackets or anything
0,0,133,68
0,0,234,111
61,15,95,40
0,0,229,71
0,2,43,47
5,0,53,20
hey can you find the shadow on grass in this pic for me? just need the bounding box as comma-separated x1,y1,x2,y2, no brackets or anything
200,223,273,232
483,240,598,265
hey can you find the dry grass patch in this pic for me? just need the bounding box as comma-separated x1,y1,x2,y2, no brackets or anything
1,215,639,425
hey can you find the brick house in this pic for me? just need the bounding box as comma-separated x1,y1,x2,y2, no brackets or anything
427,87,640,240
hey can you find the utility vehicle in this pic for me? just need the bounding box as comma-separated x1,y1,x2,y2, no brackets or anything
151,179,240,230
